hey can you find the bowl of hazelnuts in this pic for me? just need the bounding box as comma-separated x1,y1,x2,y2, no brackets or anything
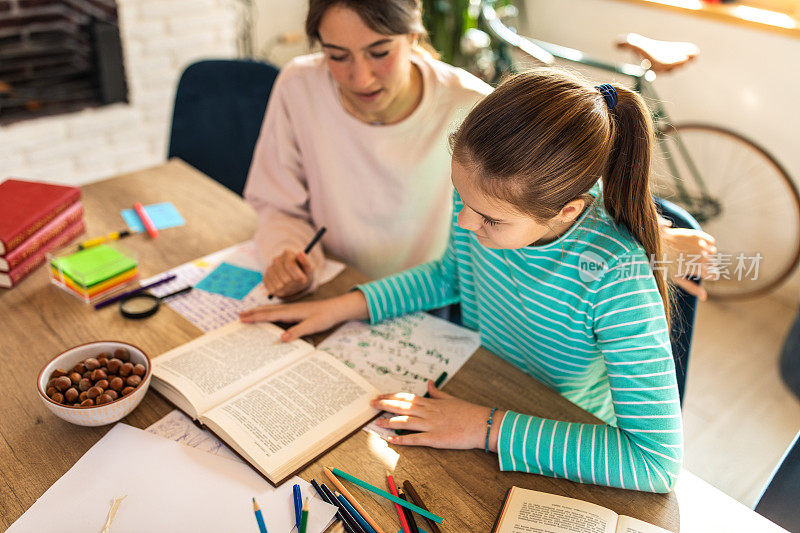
37,341,151,426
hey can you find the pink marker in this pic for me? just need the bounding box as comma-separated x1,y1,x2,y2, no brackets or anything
134,202,158,239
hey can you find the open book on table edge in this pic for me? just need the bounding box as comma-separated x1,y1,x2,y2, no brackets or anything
150,320,381,487
492,486,674,533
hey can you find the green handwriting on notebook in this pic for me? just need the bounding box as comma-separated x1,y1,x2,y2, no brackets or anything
50,244,137,287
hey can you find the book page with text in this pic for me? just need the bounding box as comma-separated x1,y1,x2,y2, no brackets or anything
495,488,617,533
202,351,380,481
152,321,315,415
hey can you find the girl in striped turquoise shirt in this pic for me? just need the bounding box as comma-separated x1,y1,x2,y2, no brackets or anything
241,69,683,493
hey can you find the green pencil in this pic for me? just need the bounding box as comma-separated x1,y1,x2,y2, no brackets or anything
328,467,443,524
299,497,309,533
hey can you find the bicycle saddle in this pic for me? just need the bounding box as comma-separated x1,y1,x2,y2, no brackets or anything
616,33,699,73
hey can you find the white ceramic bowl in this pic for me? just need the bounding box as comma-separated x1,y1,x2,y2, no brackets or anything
37,341,151,427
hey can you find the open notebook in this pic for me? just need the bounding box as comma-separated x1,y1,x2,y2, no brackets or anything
151,320,380,486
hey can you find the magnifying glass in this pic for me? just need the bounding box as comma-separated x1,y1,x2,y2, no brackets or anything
119,286,193,319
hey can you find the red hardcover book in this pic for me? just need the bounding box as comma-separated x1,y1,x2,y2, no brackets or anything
0,201,85,271
0,218,86,289
0,178,82,255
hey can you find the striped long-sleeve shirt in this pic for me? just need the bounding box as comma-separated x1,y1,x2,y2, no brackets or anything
357,191,683,493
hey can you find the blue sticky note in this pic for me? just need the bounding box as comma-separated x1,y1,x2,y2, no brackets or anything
121,202,185,232
194,262,262,300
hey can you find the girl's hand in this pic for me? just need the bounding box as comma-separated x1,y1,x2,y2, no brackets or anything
372,380,505,451
238,291,369,341
264,249,315,299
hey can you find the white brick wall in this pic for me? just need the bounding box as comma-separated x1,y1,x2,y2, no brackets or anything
0,0,240,186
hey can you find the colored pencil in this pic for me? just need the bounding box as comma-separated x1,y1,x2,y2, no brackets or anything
327,467,443,524
386,472,410,533
252,497,268,533
337,492,376,533
402,480,442,533
93,273,177,309
323,466,385,533
299,498,309,533
321,483,367,533
293,484,302,530
133,202,158,239
398,489,419,533
309,479,356,533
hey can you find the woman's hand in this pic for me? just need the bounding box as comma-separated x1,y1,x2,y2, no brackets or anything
659,221,718,301
373,380,505,451
238,291,369,341
264,249,315,299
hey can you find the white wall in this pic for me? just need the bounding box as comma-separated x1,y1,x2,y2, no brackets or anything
0,0,239,187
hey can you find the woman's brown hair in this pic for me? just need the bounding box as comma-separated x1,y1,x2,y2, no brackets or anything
305,0,437,57
451,68,671,324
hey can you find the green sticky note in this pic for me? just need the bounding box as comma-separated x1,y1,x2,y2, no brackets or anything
50,245,137,287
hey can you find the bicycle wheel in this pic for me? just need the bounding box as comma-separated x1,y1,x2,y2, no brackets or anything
651,123,800,299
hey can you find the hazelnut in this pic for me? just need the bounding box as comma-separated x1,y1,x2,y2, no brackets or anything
78,378,92,391
87,386,103,399
119,363,133,377
126,375,142,387
82,371,92,380
52,368,68,378
80,398,95,407
121,386,135,396
96,394,112,405
91,369,107,381
109,377,124,392
84,358,100,371
72,362,86,374
64,388,79,403
79,391,88,402
132,364,146,377
106,358,122,373
95,379,109,390
105,390,118,400
55,376,72,392
98,356,109,368
47,378,57,389
69,372,81,384
46,386,57,396
114,347,130,362
51,392,64,403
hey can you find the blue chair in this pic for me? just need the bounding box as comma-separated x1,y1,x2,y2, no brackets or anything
654,198,701,406
755,430,800,531
168,59,280,196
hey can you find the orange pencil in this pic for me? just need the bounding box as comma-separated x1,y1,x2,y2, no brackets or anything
386,472,410,533
324,466,385,533
133,202,158,239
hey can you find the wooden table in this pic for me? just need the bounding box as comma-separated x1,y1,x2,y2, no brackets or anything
0,159,704,531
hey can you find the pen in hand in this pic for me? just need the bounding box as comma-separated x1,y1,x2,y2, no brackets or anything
267,226,327,300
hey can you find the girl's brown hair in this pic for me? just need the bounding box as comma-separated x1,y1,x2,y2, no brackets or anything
452,68,670,324
305,0,437,57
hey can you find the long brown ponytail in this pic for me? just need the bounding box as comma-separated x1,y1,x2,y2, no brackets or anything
452,68,671,325
603,86,671,326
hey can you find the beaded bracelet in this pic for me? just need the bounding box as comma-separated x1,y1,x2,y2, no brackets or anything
484,406,498,453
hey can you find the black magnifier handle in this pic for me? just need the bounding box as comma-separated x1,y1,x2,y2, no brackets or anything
161,286,193,299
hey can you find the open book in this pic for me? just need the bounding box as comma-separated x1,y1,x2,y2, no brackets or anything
151,320,380,486
493,487,673,533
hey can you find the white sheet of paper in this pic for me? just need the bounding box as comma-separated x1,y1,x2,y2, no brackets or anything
317,312,481,439
7,424,337,533
142,241,345,332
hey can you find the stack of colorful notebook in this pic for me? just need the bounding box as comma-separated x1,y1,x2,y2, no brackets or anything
0,178,86,288
50,244,138,303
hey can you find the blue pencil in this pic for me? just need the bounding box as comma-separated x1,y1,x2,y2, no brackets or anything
252,497,268,533
337,492,377,533
293,484,302,530
320,483,367,533
310,479,357,533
